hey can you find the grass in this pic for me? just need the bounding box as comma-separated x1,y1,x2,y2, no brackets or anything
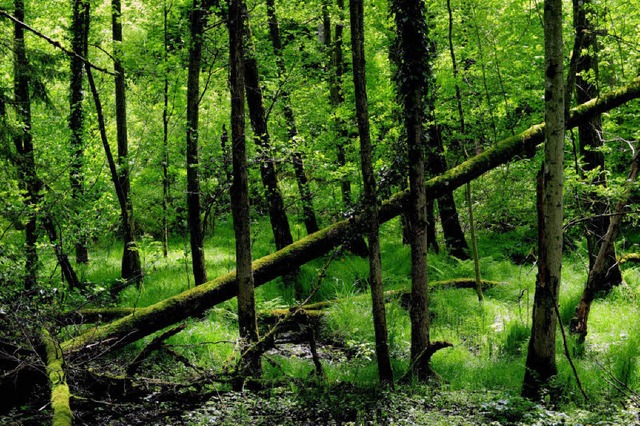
36,215,640,423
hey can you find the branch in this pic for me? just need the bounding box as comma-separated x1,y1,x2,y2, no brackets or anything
41,328,73,426
0,10,116,76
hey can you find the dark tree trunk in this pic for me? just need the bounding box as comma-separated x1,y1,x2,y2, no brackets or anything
112,0,142,284
523,0,565,400
349,0,394,386
572,0,621,289
162,0,170,258
266,0,319,235
430,126,469,259
69,0,89,264
186,0,208,285
393,0,434,381
13,0,39,290
229,0,261,379
242,17,294,252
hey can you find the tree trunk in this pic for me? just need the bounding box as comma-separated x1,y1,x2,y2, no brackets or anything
349,0,394,385
229,0,261,379
41,328,73,426
112,0,142,284
13,0,39,290
572,0,621,289
393,0,434,381
69,0,89,265
186,0,208,285
162,0,170,258
242,15,294,252
523,0,565,400
60,80,640,357
571,151,640,340
266,0,319,235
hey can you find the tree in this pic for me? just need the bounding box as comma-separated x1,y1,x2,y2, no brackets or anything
522,0,565,399
572,0,622,289
348,0,393,385
111,0,142,284
12,0,39,290
392,0,437,380
242,11,294,252
266,0,319,235
186,0,210,285
229,0,261,380
69,0,90,264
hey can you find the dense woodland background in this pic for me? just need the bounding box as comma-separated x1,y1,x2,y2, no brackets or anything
2,0,640,424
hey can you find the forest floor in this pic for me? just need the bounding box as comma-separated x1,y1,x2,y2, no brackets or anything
4,218,640,424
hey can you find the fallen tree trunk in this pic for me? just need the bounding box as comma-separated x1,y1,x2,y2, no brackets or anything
61,77,640,358
41,328,73,426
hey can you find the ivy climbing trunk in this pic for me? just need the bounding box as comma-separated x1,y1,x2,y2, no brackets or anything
229,0,261,379
69,0,89,264
523,0,565,400
266,0,319,235
349,0,394,386
112,0,142,284
242,13,294,252
186,0,208,285
572,0,621,289
393,0,436,381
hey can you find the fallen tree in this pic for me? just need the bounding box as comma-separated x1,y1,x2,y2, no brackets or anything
61,76,640,358
41,328,73,426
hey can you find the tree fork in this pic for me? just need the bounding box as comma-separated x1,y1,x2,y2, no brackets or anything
60,78,640,357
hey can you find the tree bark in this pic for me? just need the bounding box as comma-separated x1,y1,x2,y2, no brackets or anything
69,0,89,264
523,0,565,400
112,0,142,284
13,0,39,290
570,151,640,340
229,0,261,379
186,0,209,285
266,0,319,235
349,0,394,386
243,14,294,252
393,0,434,381
60,79,640,357
572,0,622,289
162,0,170,258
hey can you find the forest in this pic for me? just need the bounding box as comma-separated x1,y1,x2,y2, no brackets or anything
1,0,640,424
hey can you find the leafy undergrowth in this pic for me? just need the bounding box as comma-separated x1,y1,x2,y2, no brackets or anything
14,218,640,424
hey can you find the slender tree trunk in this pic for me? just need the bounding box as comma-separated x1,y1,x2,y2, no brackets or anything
229,0,261,379
162,0,170,258
571,151,640,340
13,0,38,290
446,0,480,298
572,0,621,288
349,0,394,386
186,0,208,285
69,0,89,264
266,0,319,235
393,0,434,381
328,0,352,209
523,0,565,400
111,0,142,284
242,15,294,251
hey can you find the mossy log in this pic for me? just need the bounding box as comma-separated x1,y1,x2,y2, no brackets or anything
60,78,640,358
55,307,137,325
41,328,73,426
